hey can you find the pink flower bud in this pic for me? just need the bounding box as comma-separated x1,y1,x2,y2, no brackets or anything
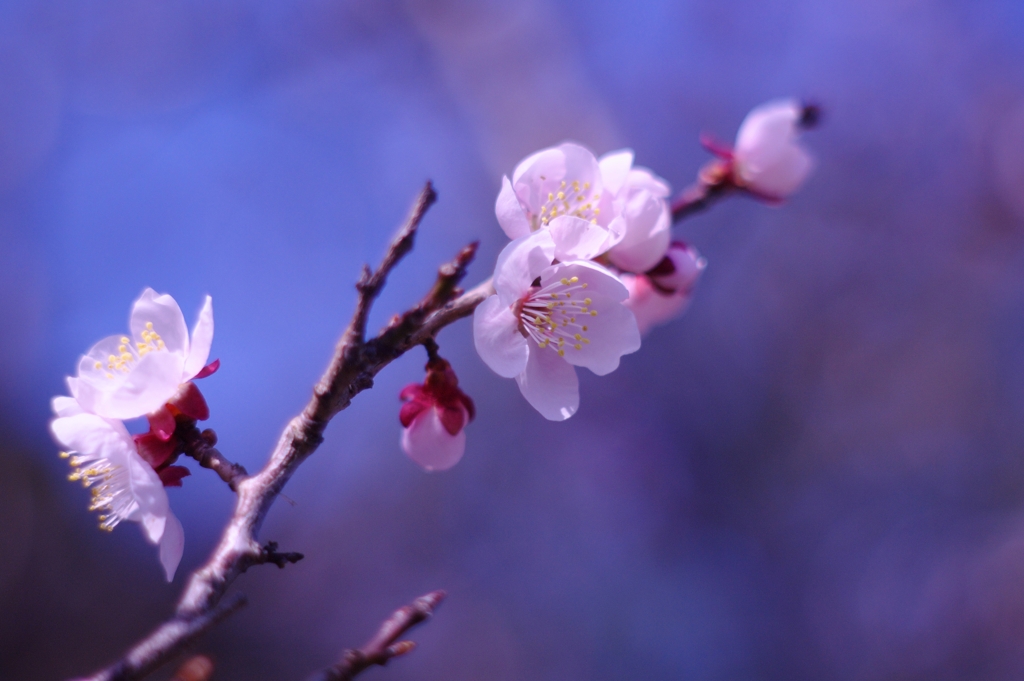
399,358,475,471
623,243,706,335
646,242,705,295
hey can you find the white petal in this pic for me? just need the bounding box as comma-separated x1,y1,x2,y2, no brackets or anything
91,350,185,420
516,345,579,421
401,406,467,472
493,231,556,305
51,412,132,456
547,215,615,262
511,147,565,215
158,513,185,581
544,262,641,376
52,395,84,417
474,295,529,378
183,295,214,380
495,176,531,240
130,288,190,357
557,142,602,190
607,189,671,273
598,149,634,196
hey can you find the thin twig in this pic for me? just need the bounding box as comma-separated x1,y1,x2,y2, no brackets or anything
670,160,735,222
176,420,248,492
305,591,446,681
76,182,484,681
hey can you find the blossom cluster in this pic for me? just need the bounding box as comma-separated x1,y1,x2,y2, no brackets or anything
50,289,217,581
400,98,816,467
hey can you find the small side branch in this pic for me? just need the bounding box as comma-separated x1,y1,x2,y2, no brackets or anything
259,541,304,569
176,421,248,492
305,591,446,681
670,161,735,223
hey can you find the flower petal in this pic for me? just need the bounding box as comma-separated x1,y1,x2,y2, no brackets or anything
547,215,615,262
493,231,555,305
515,345,579,421
544,261,641,376
511,147,565,214
401,406,467,472
182,295,214,380
607,187,672,273
51,412,133,457
158,512,185,581
495,175,531,240
599,149,634,196
52,395,84,418
399,398,429,427
130,288,190,357
89,350,185,420
473,295,529,378
169,381,209,421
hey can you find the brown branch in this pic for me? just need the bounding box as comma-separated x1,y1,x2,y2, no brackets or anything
305,591,446,681
175,420,248,492
76,182,489,681
670,159,736,223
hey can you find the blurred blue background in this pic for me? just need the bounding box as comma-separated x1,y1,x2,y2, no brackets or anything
3,0,1024,679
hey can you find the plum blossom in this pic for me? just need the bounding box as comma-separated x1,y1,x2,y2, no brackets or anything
623,242,706,335
68,288,216,422
50,395,184,581
495,142,625,261
599,149,673,273
473,230,641,420
399,358,475,472
731,99,817,200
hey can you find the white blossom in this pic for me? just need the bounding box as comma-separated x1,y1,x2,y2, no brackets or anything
474,231,640,420
50,396,184,581
69,288,214,421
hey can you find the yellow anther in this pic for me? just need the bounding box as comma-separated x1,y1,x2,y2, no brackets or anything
120,336,129,344
584,298,592,305
94,361,102,369
146,321,153,329
590,219,597,224
558,349,565,357
548,192,554,201
570,277,578,283
137,342,147,349
560,180,566,188
583,182,590,189
582,325,588,331
594,208,600,215
547,303,555,309
590,310,598,316
561,277,570,285
106,373,114,379
582,283,589,288
59,451,70,458
574,334,582,340
557,191,565,200
583,338,590,344
577,196,584,202
574,344,582,350
108,354,116,363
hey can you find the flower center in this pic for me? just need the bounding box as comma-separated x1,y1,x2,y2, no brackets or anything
62,451,136,531
535,179,601,229
516,276,599,356
95,321,166,379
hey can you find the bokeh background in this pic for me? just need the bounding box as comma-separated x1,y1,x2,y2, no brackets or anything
3,0,1024,679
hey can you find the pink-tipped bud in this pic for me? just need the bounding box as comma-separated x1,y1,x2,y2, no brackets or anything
647,242,705,295
399,358,475,472
732,98,816,201
623,242,707,335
